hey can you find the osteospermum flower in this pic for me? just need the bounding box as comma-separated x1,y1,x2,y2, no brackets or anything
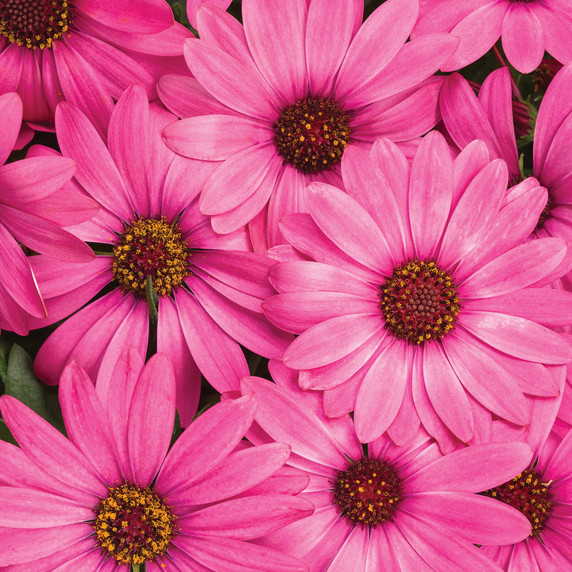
31,84,292,426
413,0,572,73
480,425,572,569
237,371,533,571
263,132,572,450
0,0,190,134
0,349,313,570
0,91,97,335
440,63,572,290
160,0,457,248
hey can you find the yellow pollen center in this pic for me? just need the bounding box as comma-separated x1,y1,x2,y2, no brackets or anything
380,258,460,345
93,482,177,566
112,216,191,298
0,0,72,49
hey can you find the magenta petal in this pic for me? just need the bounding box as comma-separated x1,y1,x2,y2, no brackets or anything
406,442,533,493
459,311,572,364
0,92,22,164
181,494,313,541
155,395,256,495
59,362,121,484
178,534,307,571
502,5,544,74
178,443,291,505
127,354,176,487
188,0,232,29
328,526,369,572
354,341,409,443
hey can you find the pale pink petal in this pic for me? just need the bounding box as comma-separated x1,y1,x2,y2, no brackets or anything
502,5,544,74
188,0,232,29
243,0,308,102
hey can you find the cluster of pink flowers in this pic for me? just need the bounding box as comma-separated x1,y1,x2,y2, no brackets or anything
1,0,572,570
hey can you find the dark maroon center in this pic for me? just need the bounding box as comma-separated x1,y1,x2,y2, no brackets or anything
333,457,402,528
273,97,351,173
0,0,72,49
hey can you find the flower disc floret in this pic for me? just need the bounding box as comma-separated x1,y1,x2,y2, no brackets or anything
333,457,401,528
0,0,72,49
93,482,177,566
273,97,351,174
380,259,461,345
112,216,191,298
482,469,552,535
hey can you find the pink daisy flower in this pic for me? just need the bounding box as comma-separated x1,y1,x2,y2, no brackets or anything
413,0,572,74
263,131,572,449
160,0,457,248
0,349,313,570
440,63,572,290
0,0,190,134
31,84,292,426
236,370,533,571
480,425,572,569
0,91,97,336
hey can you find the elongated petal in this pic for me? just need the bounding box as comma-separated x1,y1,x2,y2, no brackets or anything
0,92,22,165
502,5,544,74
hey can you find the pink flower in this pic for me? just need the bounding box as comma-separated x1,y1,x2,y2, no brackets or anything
413,0,572,73
0,0,190,134
237,369,533,571
0,92,97,336
263,131,572,450
31,84,292,426
440,63,572,290
480,426,572,570
160,0,458,249
0,349,313,570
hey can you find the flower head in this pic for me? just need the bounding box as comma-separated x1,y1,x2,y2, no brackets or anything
160,0,458,248
263,132,572,449
0,349,313,570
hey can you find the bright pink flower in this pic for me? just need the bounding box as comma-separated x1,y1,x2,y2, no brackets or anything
263,131,572,450
440,63,572,290
480,425,572,570
413,0,572,74
31,84,292,425
160,0,458,249
237,369,533,571
0,92,97,336
0,349,312,570
0,0,190,134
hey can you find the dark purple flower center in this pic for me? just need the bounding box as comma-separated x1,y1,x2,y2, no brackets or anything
273,97,351,173
112,217,191,298
534,196,553,233
482,469,552,535
333,457,401,528
380,259,460,345
0,0,72,49
93,482,177,566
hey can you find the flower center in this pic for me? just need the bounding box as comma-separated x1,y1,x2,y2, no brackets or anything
273,97,351,173
93,482,177,566
482,469,552,535
0,0,72,49
380,259,460,345
333,457,401,528
112,217,191,298
534,196,553,233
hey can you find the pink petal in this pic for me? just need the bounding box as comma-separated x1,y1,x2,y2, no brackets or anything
127,354,176,487
328,526,369,572
0,92,22,164
243,0,308,102
155,395,256,495
188,0,232,29
502,5,544,74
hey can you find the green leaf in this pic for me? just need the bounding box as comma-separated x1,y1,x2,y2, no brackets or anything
4,344,56,425
0,338,10,382
0,418,17,445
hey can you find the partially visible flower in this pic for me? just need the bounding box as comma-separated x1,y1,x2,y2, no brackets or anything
238,370,533,571
481,426,572,570
413,0,572,73
161,0,457,249
0,349,313,571
0,0,190,134
263,132,572,449
440,63,572,290
31,84,292,426
533,57,564,94
0,92,97,335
